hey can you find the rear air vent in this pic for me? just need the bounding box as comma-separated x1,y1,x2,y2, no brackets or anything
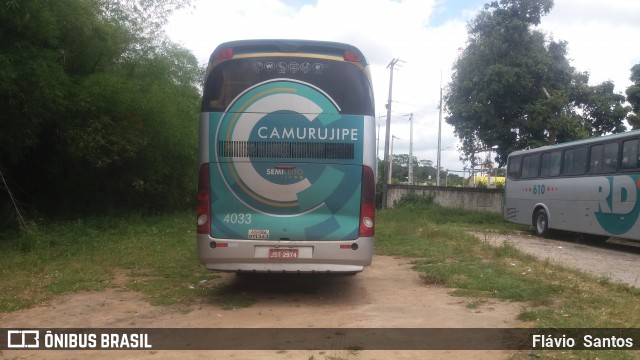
506,208,518,220
218,141,354,160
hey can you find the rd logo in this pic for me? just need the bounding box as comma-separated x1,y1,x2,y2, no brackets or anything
594,175,640,235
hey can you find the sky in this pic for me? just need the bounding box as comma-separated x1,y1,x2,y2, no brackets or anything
166,0,640,173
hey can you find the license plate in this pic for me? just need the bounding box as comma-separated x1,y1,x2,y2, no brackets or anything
268,248,298,259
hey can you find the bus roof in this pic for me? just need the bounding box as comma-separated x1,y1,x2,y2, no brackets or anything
507,129,640,158
209,39,368,67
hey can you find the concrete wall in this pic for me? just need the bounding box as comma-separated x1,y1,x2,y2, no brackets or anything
386,185,504,214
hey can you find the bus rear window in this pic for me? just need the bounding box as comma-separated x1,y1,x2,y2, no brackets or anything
202,57,374,116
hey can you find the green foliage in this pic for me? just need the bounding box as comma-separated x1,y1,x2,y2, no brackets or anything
627,63,640,128
572,80,629,137
0,212,215,311
0,0,202,222
392,153,418,167
393,191,434,208
380,155,460,186
446,0,629,166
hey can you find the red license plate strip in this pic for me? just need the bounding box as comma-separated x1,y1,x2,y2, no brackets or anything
268,248,299,259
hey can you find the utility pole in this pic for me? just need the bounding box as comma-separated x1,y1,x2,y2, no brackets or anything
388,135,400,185
407,113,414,185
436,71,443,186
376,116,382,162
382,58,402,209
376,115,384,181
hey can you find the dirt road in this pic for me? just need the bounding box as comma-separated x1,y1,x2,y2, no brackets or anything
476,231,640,287
0,255,524,359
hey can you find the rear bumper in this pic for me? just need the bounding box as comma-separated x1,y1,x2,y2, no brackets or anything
196,235,374,273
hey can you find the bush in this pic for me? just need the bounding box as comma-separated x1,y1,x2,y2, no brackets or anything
393,191,434,208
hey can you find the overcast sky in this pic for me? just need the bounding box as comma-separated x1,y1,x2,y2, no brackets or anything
166,0,640,172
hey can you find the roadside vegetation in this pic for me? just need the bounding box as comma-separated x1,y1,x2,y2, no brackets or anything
377,193,640,360
0,213,218,312
2,195,639,358
1,0,200,225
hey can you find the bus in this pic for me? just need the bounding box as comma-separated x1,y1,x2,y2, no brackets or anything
196,40,376,273
504,130,640,241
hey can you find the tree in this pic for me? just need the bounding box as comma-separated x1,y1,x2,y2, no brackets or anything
419,159,433,168
627,63,640,128
572,80,628,136
445,0,628,166
392,154,418,167
0,0,200,221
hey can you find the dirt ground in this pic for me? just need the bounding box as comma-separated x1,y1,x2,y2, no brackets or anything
2,232,638,359
0,255,525,360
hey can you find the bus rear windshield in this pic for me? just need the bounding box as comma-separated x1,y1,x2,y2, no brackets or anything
201,57,374,116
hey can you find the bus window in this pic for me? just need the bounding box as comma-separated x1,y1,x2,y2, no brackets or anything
540,151,561,177
589,145,603,174
591,143,618,174
563,147,587,175
202,56,374,116
507,156,521,179
602,142,619,173
521,154,540,178
621,139,638,170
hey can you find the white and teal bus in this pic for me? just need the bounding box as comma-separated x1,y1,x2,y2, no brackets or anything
505,130,640,241
196,40,376,273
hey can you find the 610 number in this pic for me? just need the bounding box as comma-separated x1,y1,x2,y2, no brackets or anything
532,185,546,195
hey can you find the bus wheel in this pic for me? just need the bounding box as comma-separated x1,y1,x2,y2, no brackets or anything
533,209,549,237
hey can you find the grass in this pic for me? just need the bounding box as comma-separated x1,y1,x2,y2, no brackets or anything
376,198,640,359
2,201,640,358
0,212,237,312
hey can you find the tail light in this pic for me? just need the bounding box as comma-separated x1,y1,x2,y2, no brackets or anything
343,50,362,63
214,47,234,60
359,166,375,237
197,164,210,234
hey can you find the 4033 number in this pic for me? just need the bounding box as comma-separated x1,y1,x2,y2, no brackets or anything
223,213,252,224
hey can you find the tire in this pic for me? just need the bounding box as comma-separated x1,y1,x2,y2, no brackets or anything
533,209,549,237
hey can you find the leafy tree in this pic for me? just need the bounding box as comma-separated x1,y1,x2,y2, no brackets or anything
445,0,628,166
392,154,418,167
1,0,200,221
627,63,640,128
571,80,628,136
